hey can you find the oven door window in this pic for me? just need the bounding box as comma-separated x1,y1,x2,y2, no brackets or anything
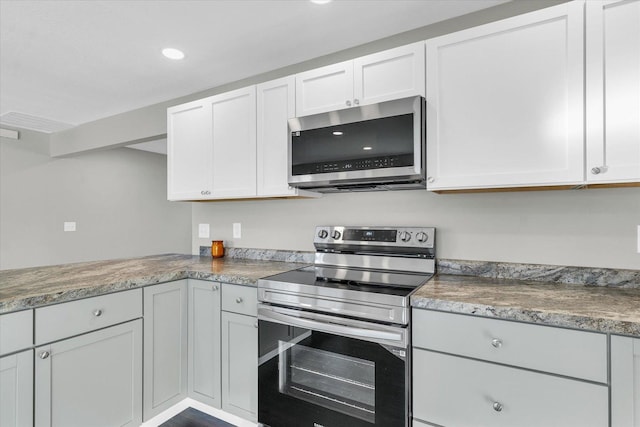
259,321,407,427
280,343,375,423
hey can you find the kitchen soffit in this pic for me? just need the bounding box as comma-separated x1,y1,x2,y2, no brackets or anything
0,0,507,133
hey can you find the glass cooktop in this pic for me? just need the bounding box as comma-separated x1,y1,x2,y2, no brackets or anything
264,265,432,298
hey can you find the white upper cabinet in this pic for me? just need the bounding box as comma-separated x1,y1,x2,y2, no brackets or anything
257,77,299,197
353,42,425,106
167,99,213,201
426,2,585,191
296,61,354,116
210,87,257,198
586,0,640,184
296,42,425,116
167,87,257,201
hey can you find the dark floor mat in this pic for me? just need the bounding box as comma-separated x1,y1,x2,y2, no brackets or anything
159,407,237,427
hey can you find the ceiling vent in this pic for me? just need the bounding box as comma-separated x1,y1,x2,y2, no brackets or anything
0,112,74,133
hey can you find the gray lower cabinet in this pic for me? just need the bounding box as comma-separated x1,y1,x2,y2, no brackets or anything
35,319,142,427
188,281,257,422
412,308,609,427
143,280,188,420
221,310,257,421
0,349,33,427
611,334,640,427
187,279,222,408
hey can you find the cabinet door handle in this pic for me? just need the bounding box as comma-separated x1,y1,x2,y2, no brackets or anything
491,338,502,348
591,166,608,175
493,402,503,412
39,351,50,359
93,309,103,317
254,321,258,328
212,284,219,291
236,297,243,304
354,99,360,105
346,100,352,107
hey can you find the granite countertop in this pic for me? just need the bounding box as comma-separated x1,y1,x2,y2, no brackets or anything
412,274,640,337
2,253,640,337
0,254,306,314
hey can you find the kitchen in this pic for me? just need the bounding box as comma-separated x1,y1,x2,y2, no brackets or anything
1,0,639,426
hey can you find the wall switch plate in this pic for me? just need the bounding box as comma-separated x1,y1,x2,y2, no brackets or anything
64,221,76,232
233,223,242,239
198,223,210,239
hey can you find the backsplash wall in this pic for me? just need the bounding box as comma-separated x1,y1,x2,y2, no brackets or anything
192,187,640,270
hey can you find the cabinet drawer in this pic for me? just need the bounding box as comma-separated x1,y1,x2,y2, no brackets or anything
413,349,608,427
35,289,142,344
0,310,33,356
222,284,257,316
412,309,607,383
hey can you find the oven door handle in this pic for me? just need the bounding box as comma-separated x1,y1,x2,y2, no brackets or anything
258,305,407,348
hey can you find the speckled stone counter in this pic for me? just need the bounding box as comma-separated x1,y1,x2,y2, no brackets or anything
412,274,640,337
0,254,306,314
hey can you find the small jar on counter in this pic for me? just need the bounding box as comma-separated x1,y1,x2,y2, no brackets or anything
211,240,225,258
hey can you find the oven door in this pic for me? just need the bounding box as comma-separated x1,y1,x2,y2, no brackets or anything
258,304,409,427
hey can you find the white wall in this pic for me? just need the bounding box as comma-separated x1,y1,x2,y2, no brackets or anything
192,187,640,270
0,129,191,269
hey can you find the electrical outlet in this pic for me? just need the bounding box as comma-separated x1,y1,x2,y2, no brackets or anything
64,221,76,232
198,223,210,239
233,223,242,239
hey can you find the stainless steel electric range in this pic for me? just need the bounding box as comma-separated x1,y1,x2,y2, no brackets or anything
257,226,436,427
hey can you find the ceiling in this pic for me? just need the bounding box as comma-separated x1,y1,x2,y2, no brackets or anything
0,0,507,133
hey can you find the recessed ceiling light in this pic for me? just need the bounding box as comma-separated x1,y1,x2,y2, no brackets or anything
310,0,332,4
363,146,373,150
162,48,185,60
332,131,343,136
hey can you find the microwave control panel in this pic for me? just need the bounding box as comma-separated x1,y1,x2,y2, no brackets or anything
292,154,413,175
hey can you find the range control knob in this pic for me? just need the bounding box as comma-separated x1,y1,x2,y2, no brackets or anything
331,230,342,240
317,229,328,239
399,231,412,242
416,232,429,243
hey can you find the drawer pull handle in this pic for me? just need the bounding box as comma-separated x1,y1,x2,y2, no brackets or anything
493,402,503,412
491,338,502,348
39,351,50,359
236,297,243,304
212,284,219,291
93,309,103,317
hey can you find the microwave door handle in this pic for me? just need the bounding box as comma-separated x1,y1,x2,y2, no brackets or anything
258,306,406,348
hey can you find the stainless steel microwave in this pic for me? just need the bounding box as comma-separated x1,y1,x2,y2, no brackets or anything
288,96,426,192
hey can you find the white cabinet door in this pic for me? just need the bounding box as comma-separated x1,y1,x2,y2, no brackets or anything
611,335,640,427
35,320,142,427
353,42,425,105
426,1,585,190
221,311,257,422
210,87,257,198
257,77,298,197
143,281,188,420
586,0,640,184
167,98,213,200
187,279,221,408
1,350,33,427
295,61,354,116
